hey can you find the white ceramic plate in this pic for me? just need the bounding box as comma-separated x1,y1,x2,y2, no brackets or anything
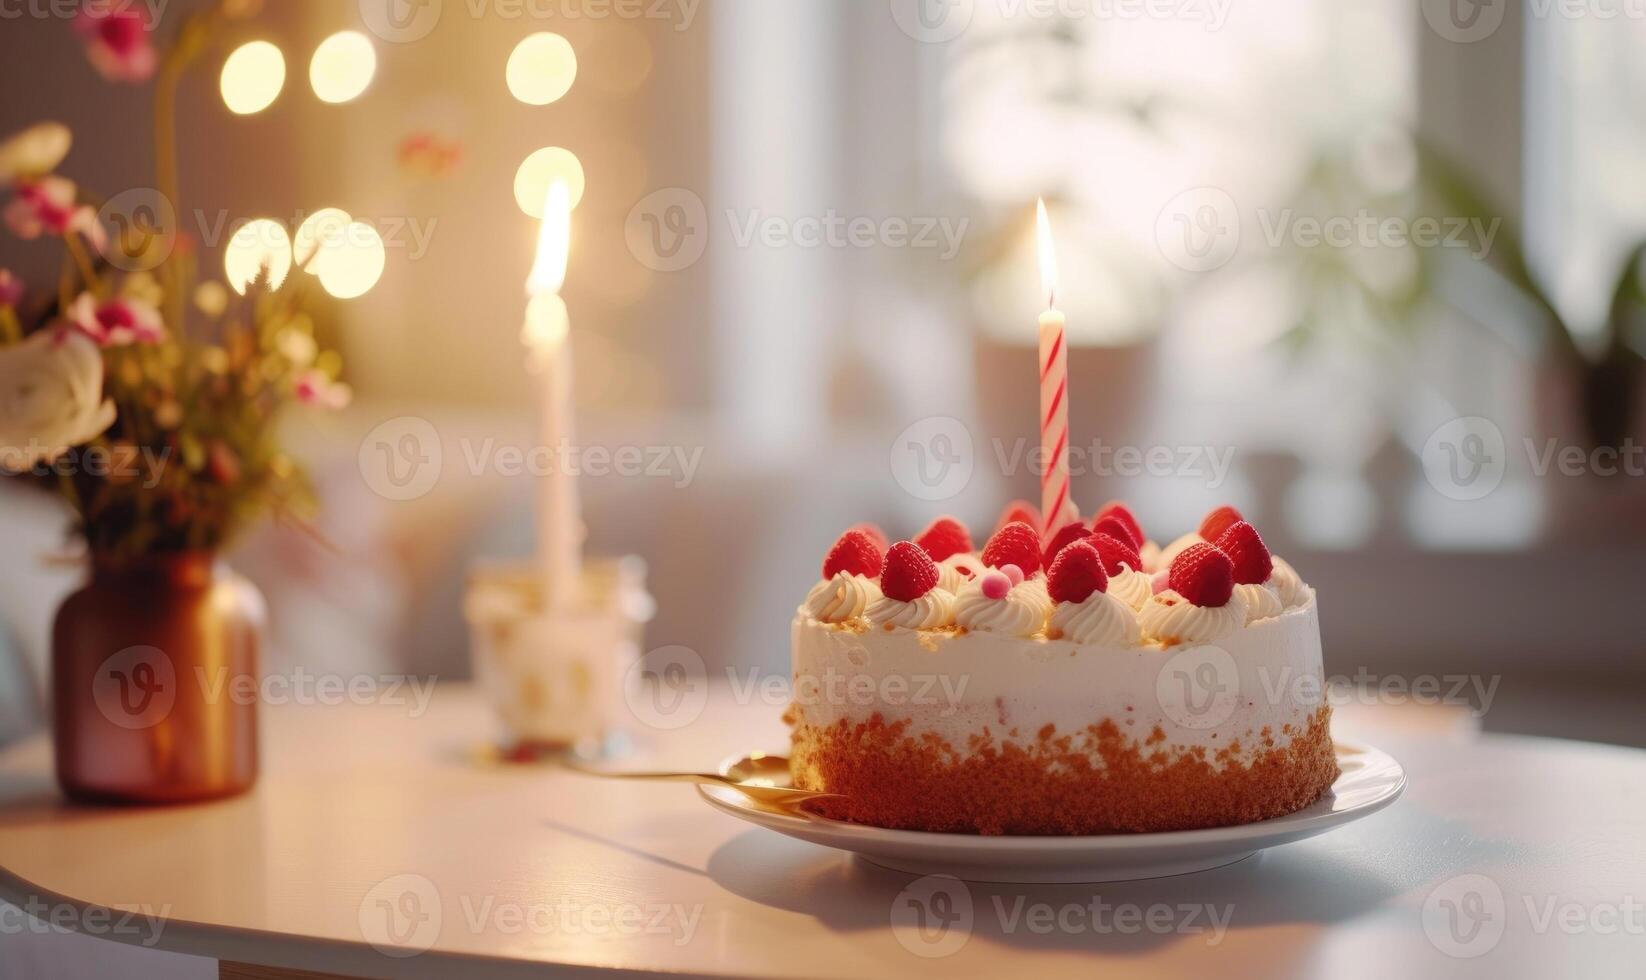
698,742,1404,883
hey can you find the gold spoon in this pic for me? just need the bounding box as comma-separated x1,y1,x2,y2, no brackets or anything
562,752,836,811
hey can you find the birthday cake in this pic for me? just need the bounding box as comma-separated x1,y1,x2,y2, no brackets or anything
785,502,1337,835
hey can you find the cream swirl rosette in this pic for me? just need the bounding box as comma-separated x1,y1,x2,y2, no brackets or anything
936,553,983,595
866,588,956,630
804,572,880,624
1234,582,1283,623
1051,590,1141,646
1140,589,1249,646
954,578,1050,637
1106,567,1153,612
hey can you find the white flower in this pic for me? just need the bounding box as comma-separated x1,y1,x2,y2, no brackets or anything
0,123,72,185
0,329,116,471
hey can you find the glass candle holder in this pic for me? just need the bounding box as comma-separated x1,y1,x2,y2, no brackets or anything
464,556,652,751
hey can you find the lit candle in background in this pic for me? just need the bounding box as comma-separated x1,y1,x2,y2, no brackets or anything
522,180,583,607
1036,198,1076,539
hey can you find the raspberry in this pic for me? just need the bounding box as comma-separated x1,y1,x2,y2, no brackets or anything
995,499,1042,537
822,529,882,580
914,516,973,562
980,520,1042,576
1197,505,1244,543
879,541,939,602
1047,540,1108,604
1094,501,1145,548
1214,520,1273,586
1168,542,1235,608
1090,515,1140,550
1086,532,1143,577
1041,520,1091,566
849,522,889,553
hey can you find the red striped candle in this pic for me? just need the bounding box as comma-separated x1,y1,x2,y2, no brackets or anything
1036,199,1076,540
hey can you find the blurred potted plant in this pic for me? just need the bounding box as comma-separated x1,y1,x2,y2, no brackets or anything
0,3,349,803
1271,132,1644,458
1419,145,1644,455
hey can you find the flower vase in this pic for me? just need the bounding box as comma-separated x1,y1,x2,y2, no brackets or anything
52,552,264,804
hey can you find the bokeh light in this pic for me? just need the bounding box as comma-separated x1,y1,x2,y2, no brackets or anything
225,218,293,294
294,207,353,271
220,41,287,115
506,32,577,105
309,31,377,104
193,281,229,316
317,221,386,299
513,147,585,216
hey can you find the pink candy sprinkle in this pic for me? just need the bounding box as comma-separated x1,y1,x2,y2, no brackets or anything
1151,569,1171,594
1000,563,1024,585
980,571,1011,600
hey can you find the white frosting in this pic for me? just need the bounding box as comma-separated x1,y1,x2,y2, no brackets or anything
1017,577,1053,608
954,578,1050,637
866,588,956,630
1107,567,1153,611
791,590,1326,768
937,553,983,596
1139,588,1249,645
1235,582,1283,623
1268,557,1307,607
804,573,879,623
1156,531,1204,570
1140,540,1162,573
1050,591,1141,646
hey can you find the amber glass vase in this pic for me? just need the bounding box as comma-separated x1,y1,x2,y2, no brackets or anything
52,552,264,805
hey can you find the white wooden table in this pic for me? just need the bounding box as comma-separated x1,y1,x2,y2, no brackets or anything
0,684,1641,978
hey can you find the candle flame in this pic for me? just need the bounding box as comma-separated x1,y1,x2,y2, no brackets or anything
527,180,571,296
1035,197,1058,310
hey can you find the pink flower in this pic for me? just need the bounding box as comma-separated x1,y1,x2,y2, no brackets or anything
293,369,352,410
4,177,106,252
0,270,21,308
74,7,156,83
64,292,165,347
